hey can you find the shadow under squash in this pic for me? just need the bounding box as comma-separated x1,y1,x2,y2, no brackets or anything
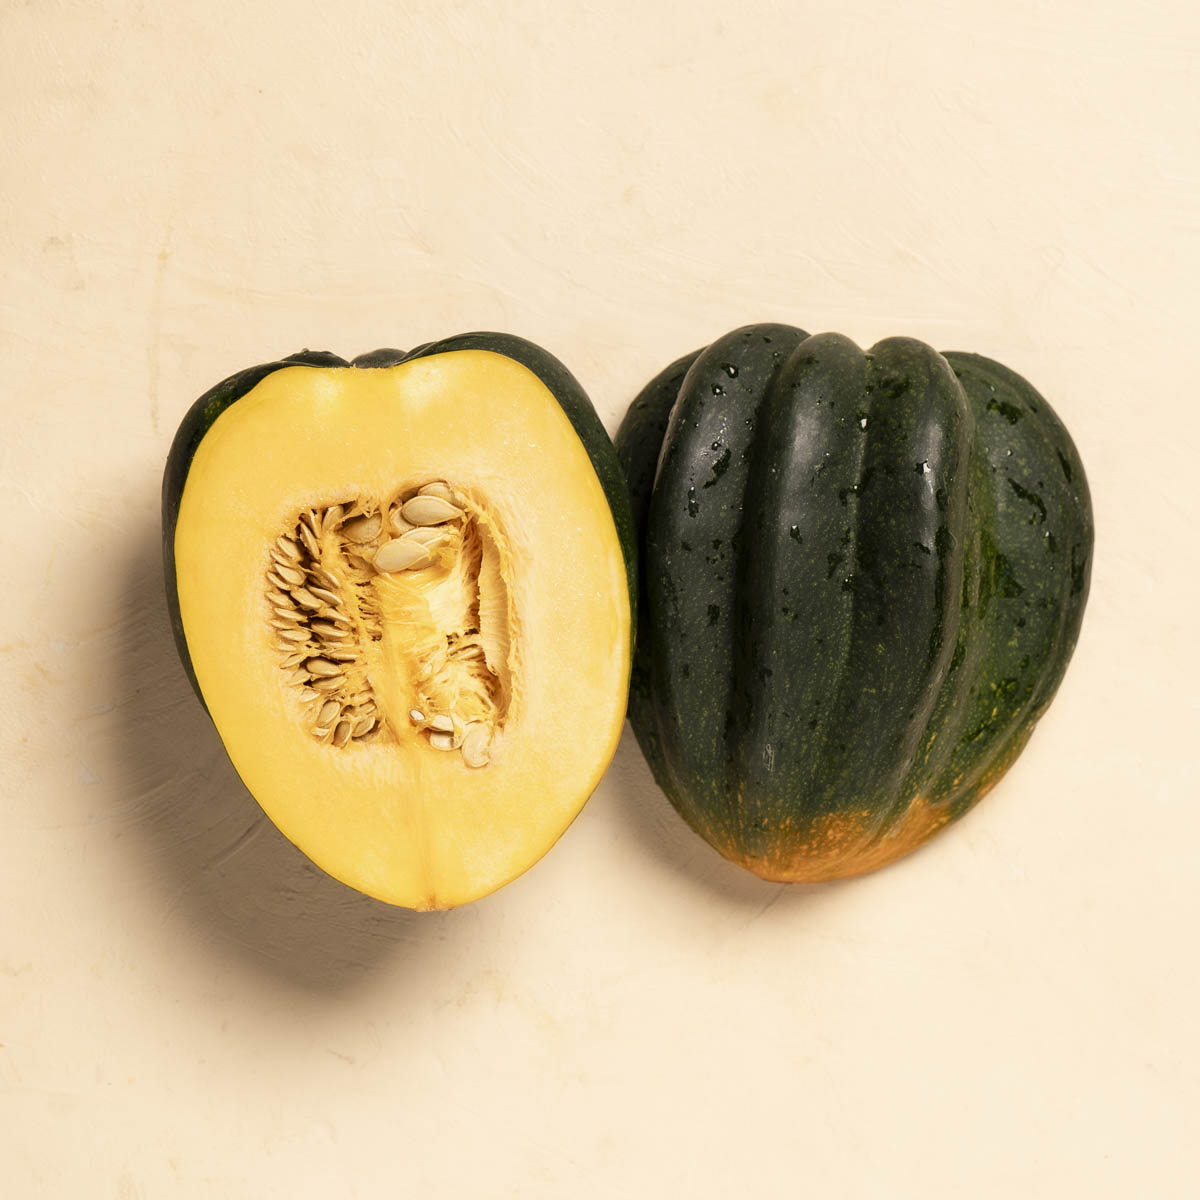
110,514,446,996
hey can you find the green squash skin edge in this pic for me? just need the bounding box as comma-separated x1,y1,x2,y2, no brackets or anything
162,335,635,711
615,325,1093,881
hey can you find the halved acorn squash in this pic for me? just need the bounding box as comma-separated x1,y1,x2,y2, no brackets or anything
163,335,634,910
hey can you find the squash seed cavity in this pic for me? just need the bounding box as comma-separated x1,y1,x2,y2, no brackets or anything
266,480,513,767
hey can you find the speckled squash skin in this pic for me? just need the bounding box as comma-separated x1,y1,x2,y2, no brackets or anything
616,324,1093,882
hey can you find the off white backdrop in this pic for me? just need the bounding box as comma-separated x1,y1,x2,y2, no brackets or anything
3,1,1197,1196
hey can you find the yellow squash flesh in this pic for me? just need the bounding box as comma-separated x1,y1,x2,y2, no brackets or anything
173,351,630,909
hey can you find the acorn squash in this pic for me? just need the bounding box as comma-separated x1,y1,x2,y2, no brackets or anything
616,323,1093,882
163,335,634,910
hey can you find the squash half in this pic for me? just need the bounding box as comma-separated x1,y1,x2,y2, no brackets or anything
163,336,633,910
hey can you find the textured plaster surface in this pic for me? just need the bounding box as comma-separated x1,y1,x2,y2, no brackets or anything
2,1,1198,1195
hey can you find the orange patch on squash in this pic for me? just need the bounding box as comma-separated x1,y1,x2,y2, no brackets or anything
734,795,955,884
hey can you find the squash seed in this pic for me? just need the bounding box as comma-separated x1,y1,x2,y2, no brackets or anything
429,714,454,734
322,504,345,533
374,538,432,573
341,513,382,543
276,627,310,644
461,723,490,768
308,585,342,607
351,716,376,738
311,675,344,692
429,731,456,751
309,565,340,589
305,657,342,677
310,620,348,639
273,561,305,586
401,495,462,526
317,699,341,726
298,521,321,558
409,709,425,723
276,535,303,560
418,481,457,504
333,720,352,747
291,587,323,610
401,526,453,549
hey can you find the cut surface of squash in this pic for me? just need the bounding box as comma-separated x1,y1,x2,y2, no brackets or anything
169,347,631,909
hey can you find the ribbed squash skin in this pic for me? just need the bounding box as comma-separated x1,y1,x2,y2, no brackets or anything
616,324,1093,882
162,334,636,705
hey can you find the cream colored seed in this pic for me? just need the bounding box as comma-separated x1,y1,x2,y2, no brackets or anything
310,565,340,589
322,504,345,532
401,526,452,549
461,723,491,768
317,699,341,726
341,513,382,543
351,716,376,738
311,675,344,692
280,651,307,667
324,649,358,662
418,481,456,504
266,571,292,591
333,720,352,747
409,709,425,723
301,510,321,535
291,587,322,610
374,538,432,573
429,714,454,734
274,562,305,586
402,495,462,526
276,627,310,644
266,589,291,608
429,731,456,751
286,668,310,685
308,585,341,607
276,535,303,560
310,619,347,637
298,522,321,558
306,657,341,677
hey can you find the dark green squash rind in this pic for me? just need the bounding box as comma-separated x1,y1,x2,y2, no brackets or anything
727,335,974,858
637,324,811,847
615,349,703,783
618,328,1094,878
925,351,1093,817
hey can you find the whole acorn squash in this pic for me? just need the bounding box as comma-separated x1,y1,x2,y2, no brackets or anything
616,323,1093,882
163,334,634,909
